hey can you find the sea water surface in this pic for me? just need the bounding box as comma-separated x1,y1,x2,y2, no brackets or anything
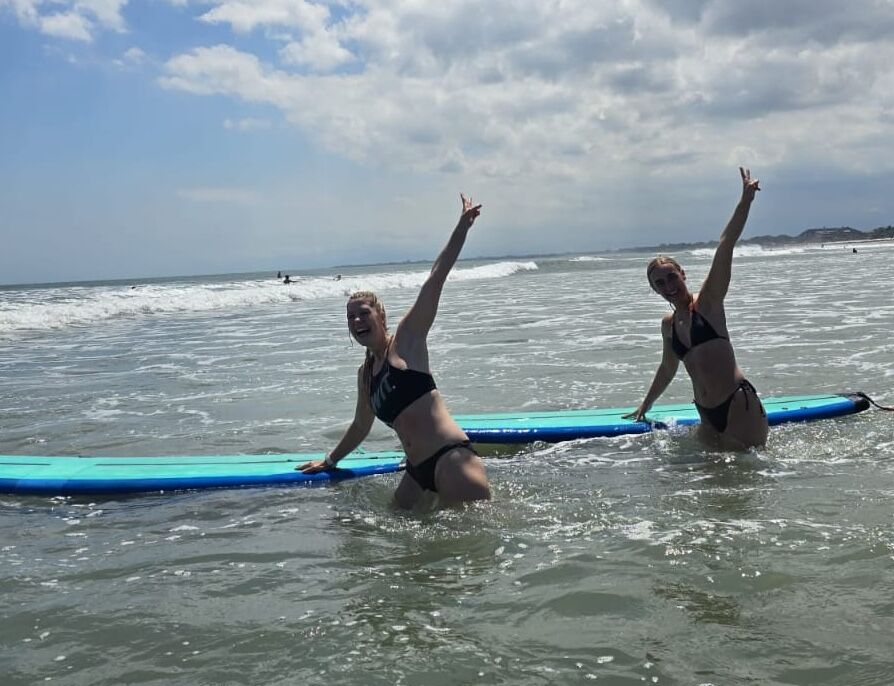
1,243,893,685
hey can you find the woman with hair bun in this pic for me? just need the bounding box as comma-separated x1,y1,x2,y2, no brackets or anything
299,195,491,508
625,168,768,450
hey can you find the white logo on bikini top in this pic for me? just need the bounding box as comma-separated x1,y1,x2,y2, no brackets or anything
370,367,394,414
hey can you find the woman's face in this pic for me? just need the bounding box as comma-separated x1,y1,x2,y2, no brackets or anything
346,299,384,345
649,264,688,304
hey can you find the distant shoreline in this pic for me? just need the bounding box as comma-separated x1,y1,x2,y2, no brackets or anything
4,226,892,289
624,225,894,254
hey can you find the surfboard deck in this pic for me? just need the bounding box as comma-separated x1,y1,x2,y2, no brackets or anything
0,451,405,496
456,392,870,443
0,393,869,495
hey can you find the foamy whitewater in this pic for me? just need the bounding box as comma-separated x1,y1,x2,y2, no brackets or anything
1,244,892,685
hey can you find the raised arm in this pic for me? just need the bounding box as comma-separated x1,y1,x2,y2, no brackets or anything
298,367,375,473
399,194,482,337
700,167,760,303
623,319,680,422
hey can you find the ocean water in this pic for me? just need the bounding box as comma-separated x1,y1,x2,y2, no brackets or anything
1,242,893,685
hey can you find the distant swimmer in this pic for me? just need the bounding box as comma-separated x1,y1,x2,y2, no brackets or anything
335,274,342,281
625,168,768,450
283,275,292,284
852,248,858,253
277,271,282,279
299,194,491,509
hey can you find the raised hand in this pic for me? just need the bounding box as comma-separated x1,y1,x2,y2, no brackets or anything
460,193,482,227
740,167,760,201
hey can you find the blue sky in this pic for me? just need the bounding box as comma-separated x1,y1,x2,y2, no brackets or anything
2,0,894,284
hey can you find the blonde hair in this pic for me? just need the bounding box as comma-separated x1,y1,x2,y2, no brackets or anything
646,255,684,291
348,291,389,392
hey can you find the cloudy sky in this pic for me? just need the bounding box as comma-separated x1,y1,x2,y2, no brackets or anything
2,0,893,283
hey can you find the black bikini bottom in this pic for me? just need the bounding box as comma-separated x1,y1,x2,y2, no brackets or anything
405,440,477,493
695,379,764,434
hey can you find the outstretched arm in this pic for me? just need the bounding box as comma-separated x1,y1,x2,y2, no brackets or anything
298,368,375,473
400,194,482,337
623,320,680,422
701,167,760,303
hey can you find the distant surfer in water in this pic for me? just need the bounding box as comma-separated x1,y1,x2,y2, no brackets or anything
625,168,768,450
299,194,491,508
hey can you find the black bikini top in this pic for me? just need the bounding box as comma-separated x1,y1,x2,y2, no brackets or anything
671,308,728,359
369,358,437,427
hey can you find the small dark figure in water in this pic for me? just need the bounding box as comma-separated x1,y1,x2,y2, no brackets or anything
283,275,292,284
852,248,858,254
277,271,282,279
335,274,342,281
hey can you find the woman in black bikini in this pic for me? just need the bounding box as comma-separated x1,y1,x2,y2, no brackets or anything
625,168,768,450
298,195,491,508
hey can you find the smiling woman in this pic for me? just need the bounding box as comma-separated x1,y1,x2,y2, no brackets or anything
297,194,492,509
625,168,769,450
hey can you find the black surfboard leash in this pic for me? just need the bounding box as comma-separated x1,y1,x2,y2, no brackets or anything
856,392,894,412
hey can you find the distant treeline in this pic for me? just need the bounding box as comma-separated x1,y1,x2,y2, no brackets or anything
638,225,894,253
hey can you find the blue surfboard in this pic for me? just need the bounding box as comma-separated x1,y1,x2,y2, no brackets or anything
0,451,405,496
0,392,870,495
456,392,870,443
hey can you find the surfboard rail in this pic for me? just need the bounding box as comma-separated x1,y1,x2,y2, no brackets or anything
456,392,870,444
0,392,871,495
0,452,405,496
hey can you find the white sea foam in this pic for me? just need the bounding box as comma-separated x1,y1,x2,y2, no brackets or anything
687,244,812,258
0,261,537,335
1,244,893,682
689,241,894,258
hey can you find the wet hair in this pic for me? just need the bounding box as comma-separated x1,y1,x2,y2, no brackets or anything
646,255,684,291
347,291,389,393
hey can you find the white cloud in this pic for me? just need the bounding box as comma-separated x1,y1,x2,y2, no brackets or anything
9,0,894,247
223,117,272,131
75,0,127,32
39,11,93,41
279,29,354,72
1,0,128,40
150,0,894,244
123,46,146,61
159,44,287,98
1,0,40,23
197,0,330,34
177,186,260,204
113,45,147,68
